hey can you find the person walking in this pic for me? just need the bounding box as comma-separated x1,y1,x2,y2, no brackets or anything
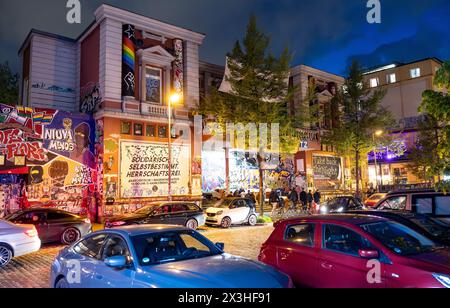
288,188,298,209
307,190,313,209
299,189,307,209
269,190,279,215
313,190,321,204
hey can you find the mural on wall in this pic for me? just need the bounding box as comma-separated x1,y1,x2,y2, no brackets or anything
0,105,96,216
32,82,75,94
312,154,342,190
80,82,101,114
120,141,190,198
122,24,136,97
172,38,184,96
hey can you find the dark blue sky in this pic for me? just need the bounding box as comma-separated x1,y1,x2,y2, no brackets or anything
0,0,449,75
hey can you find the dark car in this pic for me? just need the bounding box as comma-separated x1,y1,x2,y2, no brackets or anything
348,210,450,246
6,208,92,245
105,202,205,230
319,196,366,214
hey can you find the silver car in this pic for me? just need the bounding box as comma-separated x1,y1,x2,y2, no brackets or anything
0,219,41,268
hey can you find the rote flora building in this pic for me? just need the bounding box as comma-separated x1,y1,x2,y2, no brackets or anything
6,4,205,220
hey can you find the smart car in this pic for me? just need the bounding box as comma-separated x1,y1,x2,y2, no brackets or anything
205,198,258,228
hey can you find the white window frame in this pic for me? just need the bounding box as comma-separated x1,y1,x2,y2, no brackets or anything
144,66,163,105
370,78,379,88
386,73,396,84
410,68,421,79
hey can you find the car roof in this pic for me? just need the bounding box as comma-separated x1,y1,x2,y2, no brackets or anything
279,214,388,226
350,210,424,219
18,207,75,214
100,224,191,237
386,189,441,195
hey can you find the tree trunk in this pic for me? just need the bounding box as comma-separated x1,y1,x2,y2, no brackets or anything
257,153,265,217
355,150,360,198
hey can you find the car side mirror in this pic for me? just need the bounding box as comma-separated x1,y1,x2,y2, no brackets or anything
215,242,225,251
359,249,379,259
104,256,128,268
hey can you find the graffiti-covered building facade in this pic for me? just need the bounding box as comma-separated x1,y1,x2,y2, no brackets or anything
15,4,205,219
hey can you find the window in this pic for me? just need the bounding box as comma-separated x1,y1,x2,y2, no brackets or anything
145,67,162,104
387,73,396,84
370,78,379,88
435,196,450,215
121,122,131,135
134,123,143,136
74,234,107,259
180,234,210,252
377,196,407,210
410,68,421,78
153,205,170,215
16,212,46,224
171,204,188,213
323,224,371,257
285,224,315,247
186,204,201,212
101,235,130,261
146,124,156,137
413,197,433,214
158,125,168,138
47,211,73,220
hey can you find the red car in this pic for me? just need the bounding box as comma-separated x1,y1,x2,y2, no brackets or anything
259,214,450,288
364,193,386,207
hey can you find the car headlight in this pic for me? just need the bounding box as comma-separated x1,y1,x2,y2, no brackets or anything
320,206,328,214
433,273,450,288
216,211,223,216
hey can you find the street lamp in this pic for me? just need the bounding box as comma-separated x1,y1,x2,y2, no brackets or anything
373,130,383,193
168,92,181,201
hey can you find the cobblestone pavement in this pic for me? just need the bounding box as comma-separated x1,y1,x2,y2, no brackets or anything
0,225,274,288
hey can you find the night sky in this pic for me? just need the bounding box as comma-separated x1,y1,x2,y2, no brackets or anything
0,0,449,76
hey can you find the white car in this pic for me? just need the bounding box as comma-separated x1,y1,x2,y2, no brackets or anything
205,198,258,228
0,219,41,268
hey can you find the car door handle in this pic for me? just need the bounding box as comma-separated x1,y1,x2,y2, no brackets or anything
321,262,333,270
280,252,288,261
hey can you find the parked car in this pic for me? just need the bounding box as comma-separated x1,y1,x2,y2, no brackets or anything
5,208,92,245
364,193,387,207
319,196,366,214
0,219,41,268
105,202,205,230
374,189,450,223
348,210,450,246
205,197,258,228
50,225,293,288
259,214,450,288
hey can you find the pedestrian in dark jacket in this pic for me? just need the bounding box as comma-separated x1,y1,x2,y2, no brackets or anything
300,189,307,208
313,190,321,204
288,189,298,207
307,190,313,209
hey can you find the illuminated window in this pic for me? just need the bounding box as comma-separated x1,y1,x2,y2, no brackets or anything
134,123,143,136
158,125,168,138
121,122,131,135
387,73,396,84
410,68,421,78
370,78,379,88
146,124,156,137
145,67,162,104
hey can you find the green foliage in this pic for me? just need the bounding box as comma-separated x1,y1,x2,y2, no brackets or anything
321,62,394,194
0,62,19,104
419,61,450,192
257,215,273,224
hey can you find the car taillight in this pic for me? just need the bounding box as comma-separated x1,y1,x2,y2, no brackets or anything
84,218,91,224
110,221,126,227
24,229,38,238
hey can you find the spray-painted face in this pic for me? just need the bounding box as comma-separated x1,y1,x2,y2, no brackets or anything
29,166,44,184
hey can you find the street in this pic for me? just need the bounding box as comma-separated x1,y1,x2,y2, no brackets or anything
0,225,274,288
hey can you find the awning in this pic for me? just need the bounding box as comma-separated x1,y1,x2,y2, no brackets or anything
0,167,29,174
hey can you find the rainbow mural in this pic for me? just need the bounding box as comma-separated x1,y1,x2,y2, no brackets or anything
122,24,136,97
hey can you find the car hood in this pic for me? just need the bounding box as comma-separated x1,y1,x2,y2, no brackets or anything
140,253,288,288
205,207,227,214
407,248,450,274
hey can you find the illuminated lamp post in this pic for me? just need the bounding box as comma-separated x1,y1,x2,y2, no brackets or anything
372,130,383,193
168,92,182,201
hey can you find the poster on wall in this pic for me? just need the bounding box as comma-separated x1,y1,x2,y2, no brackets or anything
120,141,190,198
312,154,342,190
201,150,226,193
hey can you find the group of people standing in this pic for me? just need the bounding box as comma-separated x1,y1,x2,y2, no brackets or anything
269,187,322,214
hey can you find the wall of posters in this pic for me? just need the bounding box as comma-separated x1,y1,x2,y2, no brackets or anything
312,154,342,190
120,141,190,198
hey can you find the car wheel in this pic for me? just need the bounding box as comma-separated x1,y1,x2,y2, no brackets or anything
186,219,198,230
0,244,12,268
61,228,81,245
248,214,257,226
221,217,232,229
55,277,70,288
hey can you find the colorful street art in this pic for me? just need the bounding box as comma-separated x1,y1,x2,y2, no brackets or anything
0,104,96,217
172,38,184,96
80,82,101,114
122,24,136,97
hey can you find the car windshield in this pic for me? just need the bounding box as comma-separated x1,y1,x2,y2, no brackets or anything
409,215,450,239
134,206,156,215
360,221,442,256
131,230,222,266
213,199,235,208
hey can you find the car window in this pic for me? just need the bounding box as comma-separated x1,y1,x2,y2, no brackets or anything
14,212,46,224
378,196,407,210
285,224,315,247
153,205,170,215
47,211,73,220
101,235,131,261
180,234,210,252
171,204,188,213
435,196,450,216
413,196,433,214
229,202,238,209
323,224,372,257
410,216,450,238
237,200,248,208
186,204,201,212
74,234,107,259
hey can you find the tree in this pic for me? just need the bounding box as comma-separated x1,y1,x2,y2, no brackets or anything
419,60,450,192
0,62,19,104
321,62,394,197
199,15,298,215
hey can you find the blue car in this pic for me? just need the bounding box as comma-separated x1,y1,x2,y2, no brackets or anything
50,225,293,288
